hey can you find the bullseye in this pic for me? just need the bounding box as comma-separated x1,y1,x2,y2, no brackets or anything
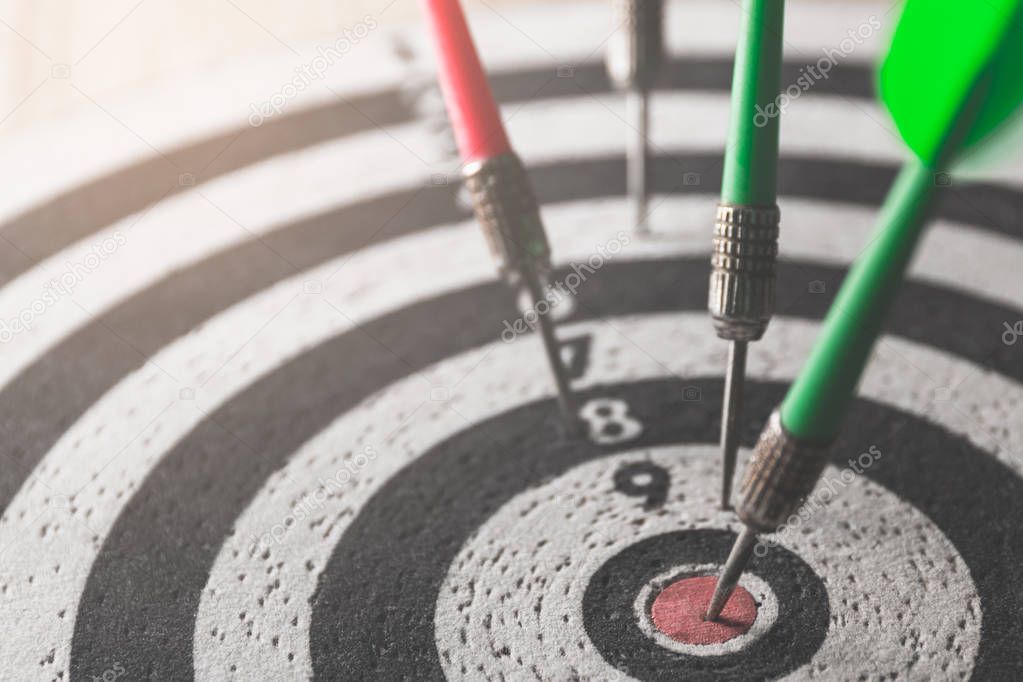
650,576,757,645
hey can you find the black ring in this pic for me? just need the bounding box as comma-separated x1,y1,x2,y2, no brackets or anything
67,256,1023,678
308,377,1023,679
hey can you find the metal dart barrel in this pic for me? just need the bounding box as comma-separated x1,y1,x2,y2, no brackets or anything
606,0,663,234
737,410,831,533
463,152,579,433
463,153,552,289
708,205,780,343
709,204,780,507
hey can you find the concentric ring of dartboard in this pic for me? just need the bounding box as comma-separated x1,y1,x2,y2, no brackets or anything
301,368,997,681
584,527,829,677
1,2,1022,681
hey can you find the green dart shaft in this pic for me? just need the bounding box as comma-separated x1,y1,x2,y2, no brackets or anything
778,0,1023,442
720,0,785,206
780,160,936,440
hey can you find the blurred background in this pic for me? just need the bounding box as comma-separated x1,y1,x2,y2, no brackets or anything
0,0,565,136
0,0,871,137
3,0,391,133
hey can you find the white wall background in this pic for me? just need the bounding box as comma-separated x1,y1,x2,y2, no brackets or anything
0,0,569,137
0,0,874,139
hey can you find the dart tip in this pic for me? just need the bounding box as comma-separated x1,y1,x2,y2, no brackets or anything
705,525,758,621
703,589,727,622
522,271,580,437
719,340,748,509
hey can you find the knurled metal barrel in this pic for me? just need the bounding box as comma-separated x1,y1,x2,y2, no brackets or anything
709,203,781,342
606,0,663,91
462,152,552,285
737,411,832,533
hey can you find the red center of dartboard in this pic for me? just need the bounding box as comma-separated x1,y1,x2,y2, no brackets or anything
650,576,758,645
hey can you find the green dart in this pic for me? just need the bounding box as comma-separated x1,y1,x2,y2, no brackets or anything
707,0,1023,621
709,0,786,511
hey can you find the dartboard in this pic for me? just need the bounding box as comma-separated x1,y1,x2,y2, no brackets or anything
3,2,1022,680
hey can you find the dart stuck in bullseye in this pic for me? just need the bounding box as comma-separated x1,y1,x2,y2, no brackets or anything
707,0,1023,621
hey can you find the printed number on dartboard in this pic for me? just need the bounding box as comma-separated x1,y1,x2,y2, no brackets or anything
579,398,643,445
563,333,643,445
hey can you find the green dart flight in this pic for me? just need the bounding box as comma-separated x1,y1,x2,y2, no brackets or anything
707,0,1023,621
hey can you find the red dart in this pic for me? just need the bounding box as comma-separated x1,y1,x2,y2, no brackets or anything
420,0,511,161
419,0,580,434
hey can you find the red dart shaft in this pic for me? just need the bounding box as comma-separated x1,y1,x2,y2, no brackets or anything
420,0,511,161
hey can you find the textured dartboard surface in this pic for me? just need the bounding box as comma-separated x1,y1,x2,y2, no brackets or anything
2,1,1022,680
